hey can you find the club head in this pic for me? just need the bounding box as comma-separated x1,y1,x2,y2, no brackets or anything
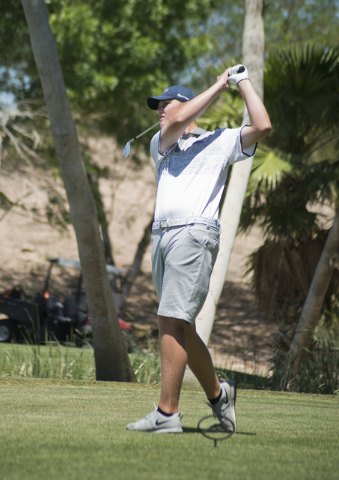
123,121,159,158
123,141,131,158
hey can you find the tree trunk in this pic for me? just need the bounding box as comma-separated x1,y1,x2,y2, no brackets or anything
184,0,264,385
21,0,135,382
286,210,339,378
87,172,115,266
121,217,153,300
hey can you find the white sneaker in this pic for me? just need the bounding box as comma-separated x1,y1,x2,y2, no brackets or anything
126,405,183,433
209,381,237,432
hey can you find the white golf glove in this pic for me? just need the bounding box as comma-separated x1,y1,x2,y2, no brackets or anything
227,65,249,85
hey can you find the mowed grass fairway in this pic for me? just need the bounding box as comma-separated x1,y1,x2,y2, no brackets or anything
1,378,338,480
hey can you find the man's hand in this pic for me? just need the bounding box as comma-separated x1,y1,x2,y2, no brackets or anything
216,68,232,92
227,65,249,85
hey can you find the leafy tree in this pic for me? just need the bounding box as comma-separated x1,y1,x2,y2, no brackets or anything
1,0,217,145
186,0,339,92
2,1,339,122
244,45,339,386
264,0,339,47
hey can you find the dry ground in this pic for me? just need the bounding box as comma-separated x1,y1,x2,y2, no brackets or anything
0,135,277,375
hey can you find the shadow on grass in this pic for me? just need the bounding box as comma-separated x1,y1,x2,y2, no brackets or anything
235,431,257,436
183,427,256,436
216,367,270,390
182,427,200,433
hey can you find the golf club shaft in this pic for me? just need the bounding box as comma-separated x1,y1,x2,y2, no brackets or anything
130,121,160,144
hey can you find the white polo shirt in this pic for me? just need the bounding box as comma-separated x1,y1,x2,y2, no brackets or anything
150,126,256,222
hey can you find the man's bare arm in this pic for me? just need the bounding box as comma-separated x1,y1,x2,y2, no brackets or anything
238,80,272,150
159,68,271,154
159,70,232,154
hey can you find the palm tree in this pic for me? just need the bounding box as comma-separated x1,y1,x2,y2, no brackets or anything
245,45,339,310
241,45,339,383
195,42,339,385
183,0,265,386
21,0,135,382
285,209,339,384
197,0,264,342
242,44,339,235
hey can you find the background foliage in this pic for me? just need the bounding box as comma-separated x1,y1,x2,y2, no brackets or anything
0,0,220,144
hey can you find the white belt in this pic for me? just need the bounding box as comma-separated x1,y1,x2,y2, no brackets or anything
152,217,220,231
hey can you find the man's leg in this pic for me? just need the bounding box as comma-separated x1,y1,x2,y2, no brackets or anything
184,323,220,399
126,314,236,432
125,314,186,433
158,317,221,413
158,317,221,414
184,322,237,432
158,316,187,414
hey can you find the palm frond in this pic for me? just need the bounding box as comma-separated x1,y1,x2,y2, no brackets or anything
248,149,294,191
198,89,243,131
262,205,317,240
265,44,339,155
297,159,339,206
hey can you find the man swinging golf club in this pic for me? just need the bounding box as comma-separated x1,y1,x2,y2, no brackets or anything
126,65,271,433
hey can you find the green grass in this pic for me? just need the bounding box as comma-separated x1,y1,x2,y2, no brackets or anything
1,378,338,480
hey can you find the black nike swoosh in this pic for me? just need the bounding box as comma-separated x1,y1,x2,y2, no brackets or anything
155,418,172,426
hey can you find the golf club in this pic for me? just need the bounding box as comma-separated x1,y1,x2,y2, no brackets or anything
123,121,160,157
123,66,245,158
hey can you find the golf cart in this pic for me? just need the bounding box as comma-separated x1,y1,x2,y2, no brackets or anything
0,257,128,346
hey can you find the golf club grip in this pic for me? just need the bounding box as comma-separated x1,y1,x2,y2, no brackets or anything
228,65,245,77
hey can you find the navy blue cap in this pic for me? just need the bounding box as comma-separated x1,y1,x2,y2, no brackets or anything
147,85,196,110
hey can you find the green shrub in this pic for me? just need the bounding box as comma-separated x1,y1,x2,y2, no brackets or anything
271,321,339,395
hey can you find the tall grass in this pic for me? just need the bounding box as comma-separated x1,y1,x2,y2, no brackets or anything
3,320,337,394
129,341,162,384
0,309,97,380
0,340,162,384
0,343,95,380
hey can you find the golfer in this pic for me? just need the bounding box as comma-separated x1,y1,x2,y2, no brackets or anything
127,65,271,433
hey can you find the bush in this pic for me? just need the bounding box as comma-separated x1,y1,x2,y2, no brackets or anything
270,321,339,395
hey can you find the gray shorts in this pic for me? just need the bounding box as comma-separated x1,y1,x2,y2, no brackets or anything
151,223,220,324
